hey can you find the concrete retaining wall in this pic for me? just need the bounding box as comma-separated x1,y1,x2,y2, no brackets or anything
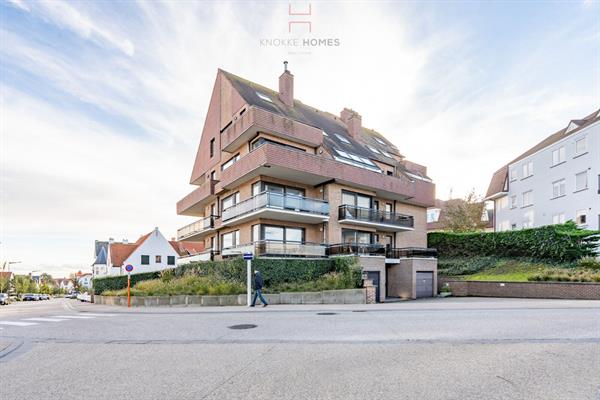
93,288,366,307
439,278,600,300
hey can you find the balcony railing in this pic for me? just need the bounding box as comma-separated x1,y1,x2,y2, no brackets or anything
338,205,414,229
177,215,216,240
327,243,387,256
221,191,329,222
222,240,328,258
385,247,438,259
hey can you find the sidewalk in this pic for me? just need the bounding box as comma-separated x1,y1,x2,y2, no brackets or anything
71,296,600,315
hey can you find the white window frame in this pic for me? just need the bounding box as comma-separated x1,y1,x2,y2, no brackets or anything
552,146,565,166
510,169,517,182
522,161,533,179
510,195,517,209
334,134,351,144
523,210,534,228
575,209,587,226
375,138,386,145
221,230,239,249
575,136,587,156
255,91,273,103
552,213,565,225
522,190,533,207
575,171,588,192
552,179,566,198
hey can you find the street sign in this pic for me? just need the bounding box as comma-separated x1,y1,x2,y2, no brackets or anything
125,264,134,272
243,252,253,260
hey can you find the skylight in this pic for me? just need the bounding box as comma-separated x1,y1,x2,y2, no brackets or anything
375,138,386,145
333,148,381,172
255,91,273,103
367,145,381,154
322,131,329,137
334,133,351,144
380,150,393,158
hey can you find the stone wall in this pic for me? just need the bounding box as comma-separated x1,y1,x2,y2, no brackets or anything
439,278,600,300
94,288,366,307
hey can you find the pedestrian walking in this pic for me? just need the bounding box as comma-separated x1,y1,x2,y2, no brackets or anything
250,270,268,307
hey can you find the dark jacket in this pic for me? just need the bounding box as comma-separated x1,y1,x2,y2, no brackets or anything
254,272,264,290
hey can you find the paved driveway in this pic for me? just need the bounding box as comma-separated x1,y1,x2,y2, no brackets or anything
1,297,599,399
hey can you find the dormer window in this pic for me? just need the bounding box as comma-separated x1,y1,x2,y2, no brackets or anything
335,134,351,144
566,121,579,133
255,91,273,103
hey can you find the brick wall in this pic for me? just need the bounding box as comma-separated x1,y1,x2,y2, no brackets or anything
439,278,600,300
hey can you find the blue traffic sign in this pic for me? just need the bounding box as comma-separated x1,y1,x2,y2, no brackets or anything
243,252,253,260
125,264,134,272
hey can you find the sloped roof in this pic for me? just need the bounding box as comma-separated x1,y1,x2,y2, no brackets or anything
485,108,599,200
220,69,426,179
169,241,205,256
109,232,152,267
93,246,108,265
0,271,13,280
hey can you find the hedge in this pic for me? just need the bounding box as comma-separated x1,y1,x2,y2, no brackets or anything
428,222,599,262
93,257,359,295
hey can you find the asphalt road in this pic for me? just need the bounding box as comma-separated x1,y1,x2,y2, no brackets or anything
0,297,599,399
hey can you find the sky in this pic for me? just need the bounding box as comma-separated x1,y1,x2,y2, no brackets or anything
1,0,598,277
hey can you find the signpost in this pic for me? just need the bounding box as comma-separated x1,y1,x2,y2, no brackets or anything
125,264,134,308
243,252,253,306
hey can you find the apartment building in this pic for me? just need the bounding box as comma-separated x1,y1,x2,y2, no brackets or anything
176,64,437,300
486,109,600,231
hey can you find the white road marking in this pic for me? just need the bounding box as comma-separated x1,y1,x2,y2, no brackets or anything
23,318,67,322
77,313,118,317
0,321,38,326
53,315,95,319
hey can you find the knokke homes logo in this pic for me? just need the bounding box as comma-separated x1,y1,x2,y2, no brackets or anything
259,3,341,52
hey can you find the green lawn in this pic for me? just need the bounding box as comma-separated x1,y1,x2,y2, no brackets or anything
439,258,576,282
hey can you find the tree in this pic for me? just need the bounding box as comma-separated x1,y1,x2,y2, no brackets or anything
441,189,488,233
40,273,54,286
0,275,9,292
13,275,35,294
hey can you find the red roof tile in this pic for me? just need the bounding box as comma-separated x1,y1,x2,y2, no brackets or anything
169,241,205,256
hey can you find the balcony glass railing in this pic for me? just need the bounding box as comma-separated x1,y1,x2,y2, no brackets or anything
327,242,387,256
177,215,216,240
385,247,437,258
222,191,329,222
222,240,328,258
338,205,413,229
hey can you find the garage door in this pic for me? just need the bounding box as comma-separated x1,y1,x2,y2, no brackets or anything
416,272,433,298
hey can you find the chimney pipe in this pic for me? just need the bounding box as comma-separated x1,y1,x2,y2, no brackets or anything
278,61,294,107
340,108,362,140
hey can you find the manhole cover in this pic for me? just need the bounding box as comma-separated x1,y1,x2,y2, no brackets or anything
317,312,338,315
228,324,257,330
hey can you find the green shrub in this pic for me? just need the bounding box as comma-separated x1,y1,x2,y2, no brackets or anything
528,269,600,283
578,256,600,270
429,222,599,262
438,257,499,276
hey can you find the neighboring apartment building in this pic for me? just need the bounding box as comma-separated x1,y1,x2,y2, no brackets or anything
92,227,204,277
427,199,493,232
176,65,437,301
486,109,600,231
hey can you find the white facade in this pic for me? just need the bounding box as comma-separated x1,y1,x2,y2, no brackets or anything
78,274,93,289
494,119,599,231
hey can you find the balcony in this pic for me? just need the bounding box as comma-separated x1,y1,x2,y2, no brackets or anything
218,143,435,207
385,247,437,259
220,106,323,153
327,243,387,257
338,205,414,231
177,179,217,216
222,241,328,258
177,215,217,241
221,191,329,227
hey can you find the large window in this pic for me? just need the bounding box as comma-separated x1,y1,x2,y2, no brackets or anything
552,146,565,166
522,190,533,207
167,256,176,266
221,230,239,249
510,168,517,181
342,190,371,209
575,137,587,155
250,137,305,152
221,192,240,210
221,154,240,171
552,213,565,224
253,224,305,243
342,229,372,244
510,195,517,209
251,181,305,197
332,148,381,172
552,179,566,198
523,210,534,228
575,171,588,191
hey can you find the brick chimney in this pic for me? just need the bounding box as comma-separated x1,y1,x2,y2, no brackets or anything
340,108,362,140
278,61,294,107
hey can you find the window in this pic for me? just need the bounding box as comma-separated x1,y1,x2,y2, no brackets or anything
333,148,381,172
575,137,587,155
155,255,162,263
552,213,565,224
210,170,216,181
552,146,565,166
511,223,517,230
255,91,273,103
335,134,351,144
367,145,381,154
167,256,175,266
250,137,305,152
254,224,305,243
523,210,534,228
522,161,533,178
575,171,588,191
141,255,149,265
221,230,239,249
576,210,587,226
427,209,441,223
322,131,329,137
498,196,508,209
342,190,371,209
221,192,240,210
221,154,240,171
375,138,386,145
380,150,393,158
510,195,517,209
385,203,393,213
510,169,517,181
522,190,533,207
342,229,372,244
552,179,566,198
209,138,215,158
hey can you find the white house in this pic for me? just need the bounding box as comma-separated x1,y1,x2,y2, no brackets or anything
77,272,93,289
92,227,204,277
486,109,599,231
